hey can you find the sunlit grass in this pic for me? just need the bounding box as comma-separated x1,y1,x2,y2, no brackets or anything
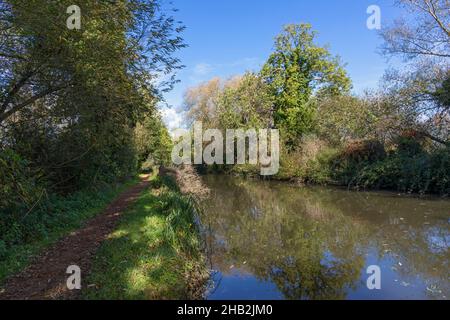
83,176,207,300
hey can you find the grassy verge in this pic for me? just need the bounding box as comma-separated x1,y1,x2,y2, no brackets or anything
82,175,208,300
0,177,140,284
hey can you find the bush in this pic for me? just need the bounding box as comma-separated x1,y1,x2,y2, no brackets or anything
0,240,6,259
340,139,386,163
141,156,155,173
395,132,425,156
277,135,330,180
305,147,340,184
0,149,45,215
334,145,450,195
426,147,450,195
0,149,48,248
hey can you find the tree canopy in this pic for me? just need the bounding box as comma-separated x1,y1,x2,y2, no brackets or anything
0,0,184,196
261,24,351,146
380,0,449,144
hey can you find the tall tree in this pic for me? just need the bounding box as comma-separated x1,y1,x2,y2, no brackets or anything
0,0,185,125
0,0,185,191
261,24,351,147
381,0,449,59
380,0,449,144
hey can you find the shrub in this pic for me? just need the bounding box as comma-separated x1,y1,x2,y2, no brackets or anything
140,156,155,173
336,146,450,195
277,135,329,180
0,240,6,259
395,132,425,156
341,139,386,163
427,147,450,195
0,149,45,215
305,146,340,184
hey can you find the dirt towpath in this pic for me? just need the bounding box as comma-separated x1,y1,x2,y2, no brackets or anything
0,175,150,300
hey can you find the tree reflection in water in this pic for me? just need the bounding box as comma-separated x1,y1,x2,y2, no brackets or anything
199,175,450,300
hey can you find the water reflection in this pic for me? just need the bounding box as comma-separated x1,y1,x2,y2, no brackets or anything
200,175,450,300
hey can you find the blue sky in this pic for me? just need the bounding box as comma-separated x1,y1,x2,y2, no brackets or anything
161,0,404,130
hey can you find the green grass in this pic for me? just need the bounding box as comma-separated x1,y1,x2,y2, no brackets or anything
0,177,140,285
82,176,208,300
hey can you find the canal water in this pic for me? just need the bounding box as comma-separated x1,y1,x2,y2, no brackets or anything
199,175,449,300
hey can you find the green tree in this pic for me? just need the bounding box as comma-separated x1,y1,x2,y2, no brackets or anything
0,0,185,191
134,111,173,167
261,24,351,147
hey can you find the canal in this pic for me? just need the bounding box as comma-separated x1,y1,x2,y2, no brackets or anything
199,175,449,300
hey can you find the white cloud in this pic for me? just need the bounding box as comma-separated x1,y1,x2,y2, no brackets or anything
193,63,214,76
161,105,185,134
227,57,261,69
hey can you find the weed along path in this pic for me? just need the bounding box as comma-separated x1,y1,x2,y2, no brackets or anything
0,175,151,300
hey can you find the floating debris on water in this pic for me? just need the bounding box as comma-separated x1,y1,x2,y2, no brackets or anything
400,281,410,287
426,285,442,294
